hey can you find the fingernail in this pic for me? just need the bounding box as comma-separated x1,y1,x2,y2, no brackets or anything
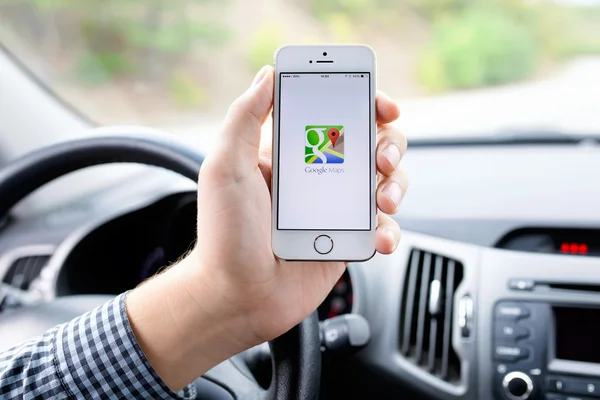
383,182,402,205
382,144,400,168
252,66,268,87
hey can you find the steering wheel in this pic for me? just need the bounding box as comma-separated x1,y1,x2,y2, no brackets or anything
0,132,321,400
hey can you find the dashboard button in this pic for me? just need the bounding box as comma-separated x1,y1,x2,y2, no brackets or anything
508,279,535,291
496,303,531,320
583,381,600,396
503,371,534,400
547,376,600,397
574,380,600,397
314,235,333,255
495,324,530,341
494,345,530,362
547,377,566,392
546,394,593,400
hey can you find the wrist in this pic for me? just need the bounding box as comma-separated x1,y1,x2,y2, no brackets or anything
125,254,251,391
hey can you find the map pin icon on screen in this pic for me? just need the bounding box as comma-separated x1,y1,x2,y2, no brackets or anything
328,127,340,147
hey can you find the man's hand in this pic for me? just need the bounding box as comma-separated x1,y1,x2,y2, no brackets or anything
126,66,408,391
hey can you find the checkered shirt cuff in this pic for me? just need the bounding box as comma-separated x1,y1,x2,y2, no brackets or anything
0,292,196,399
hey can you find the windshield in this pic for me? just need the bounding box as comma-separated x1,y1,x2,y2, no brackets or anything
1,0,599,138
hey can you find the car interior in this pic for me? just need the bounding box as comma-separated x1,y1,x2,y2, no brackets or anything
1,1,600,399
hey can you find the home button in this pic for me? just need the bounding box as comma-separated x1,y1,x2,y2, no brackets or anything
314,235,334,255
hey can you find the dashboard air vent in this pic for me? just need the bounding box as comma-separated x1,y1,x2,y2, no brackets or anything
3,255,50,290
399,249,464,383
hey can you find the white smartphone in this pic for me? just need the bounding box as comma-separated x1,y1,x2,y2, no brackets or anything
271,45,377,261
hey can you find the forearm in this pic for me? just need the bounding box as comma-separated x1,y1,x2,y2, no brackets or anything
0,254,261,398
125,254,255,392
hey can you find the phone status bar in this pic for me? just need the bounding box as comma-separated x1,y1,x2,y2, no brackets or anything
281,73,367,79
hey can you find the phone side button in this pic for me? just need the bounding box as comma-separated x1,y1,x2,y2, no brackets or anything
314,235,334,255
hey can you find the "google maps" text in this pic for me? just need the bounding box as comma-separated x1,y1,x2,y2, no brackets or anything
304,167,344,175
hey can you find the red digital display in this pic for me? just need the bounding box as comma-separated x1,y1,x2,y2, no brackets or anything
560,242,588,255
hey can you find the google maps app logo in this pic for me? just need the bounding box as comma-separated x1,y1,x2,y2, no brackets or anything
305,125,344,164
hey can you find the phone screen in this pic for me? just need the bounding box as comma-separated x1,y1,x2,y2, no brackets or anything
277,72,372,231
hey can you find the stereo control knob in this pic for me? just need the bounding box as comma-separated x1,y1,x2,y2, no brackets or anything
502,371,534,400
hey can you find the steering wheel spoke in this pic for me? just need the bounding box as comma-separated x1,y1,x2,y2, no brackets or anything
203,356,265,399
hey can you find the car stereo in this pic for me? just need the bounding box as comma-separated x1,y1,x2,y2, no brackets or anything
492,301,600,400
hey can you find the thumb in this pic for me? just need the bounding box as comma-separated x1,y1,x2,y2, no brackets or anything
215,66,274,175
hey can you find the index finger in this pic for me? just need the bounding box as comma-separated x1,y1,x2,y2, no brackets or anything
376,90,400,125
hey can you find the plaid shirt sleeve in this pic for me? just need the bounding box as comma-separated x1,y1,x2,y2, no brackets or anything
0,292,196,399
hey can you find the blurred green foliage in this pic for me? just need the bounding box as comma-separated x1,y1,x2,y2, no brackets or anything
306,0,405,35
418,9,536,91
520,3,564,60
305,0,411,39
407,0,466,18
416,1,600,91
560,42,600,58
248,21,286,71
327,13,355,42
124,18,231,55
6,0,600,100
20,0,232,86
308,0,370,20
305,0,600,92
74,51,135,85
168,71,209,108
557,6,600,57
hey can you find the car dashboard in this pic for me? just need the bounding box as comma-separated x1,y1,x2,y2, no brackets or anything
2,140,600,400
